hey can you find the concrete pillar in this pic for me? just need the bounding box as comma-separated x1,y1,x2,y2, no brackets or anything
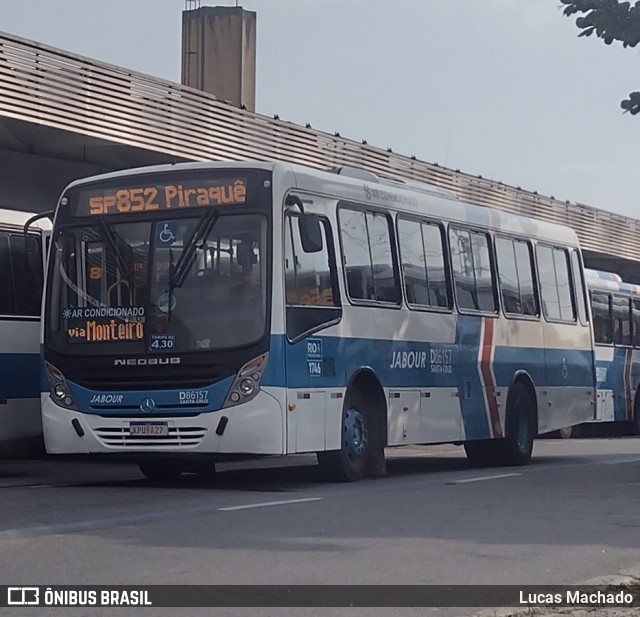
181,6,257,111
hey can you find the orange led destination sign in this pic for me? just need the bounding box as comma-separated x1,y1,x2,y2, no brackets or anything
67,319,144,344
77,177,248,216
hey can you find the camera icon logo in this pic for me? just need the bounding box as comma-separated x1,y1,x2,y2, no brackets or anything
7,587,40,605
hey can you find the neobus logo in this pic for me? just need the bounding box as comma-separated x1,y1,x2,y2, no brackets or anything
114,357,181,366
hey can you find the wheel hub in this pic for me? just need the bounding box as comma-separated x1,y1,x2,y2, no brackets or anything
344,406,367,461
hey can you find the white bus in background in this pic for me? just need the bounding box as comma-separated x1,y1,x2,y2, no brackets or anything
0,208,49,454
40,161,596,481
586,268,640,434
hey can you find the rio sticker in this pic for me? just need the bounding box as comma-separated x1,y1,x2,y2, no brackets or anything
306,338,323,377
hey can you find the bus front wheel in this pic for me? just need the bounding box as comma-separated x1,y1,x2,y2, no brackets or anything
318,389,371,482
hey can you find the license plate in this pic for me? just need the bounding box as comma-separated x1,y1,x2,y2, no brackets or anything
129,422,168,437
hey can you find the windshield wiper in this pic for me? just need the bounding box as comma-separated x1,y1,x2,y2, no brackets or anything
169,208,219,289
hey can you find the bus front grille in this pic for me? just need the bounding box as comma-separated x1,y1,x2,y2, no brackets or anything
94,425,208,448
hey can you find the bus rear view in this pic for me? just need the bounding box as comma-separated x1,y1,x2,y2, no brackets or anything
42,163,278,480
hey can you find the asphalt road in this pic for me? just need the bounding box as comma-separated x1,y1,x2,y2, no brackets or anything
1,437,640,617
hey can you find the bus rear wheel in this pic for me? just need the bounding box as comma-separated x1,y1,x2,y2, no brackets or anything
463,440,499,466
501,382,535,466
464,383,534,467
318,389,370,482
630,390,640,436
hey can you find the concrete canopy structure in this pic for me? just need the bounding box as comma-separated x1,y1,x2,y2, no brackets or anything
0,31,638,280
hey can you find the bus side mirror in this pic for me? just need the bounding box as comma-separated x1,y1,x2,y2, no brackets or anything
23,210,54,236
298,214,323,253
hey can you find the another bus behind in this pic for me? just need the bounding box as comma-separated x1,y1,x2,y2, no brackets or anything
0,208,49,454
586,268,640,434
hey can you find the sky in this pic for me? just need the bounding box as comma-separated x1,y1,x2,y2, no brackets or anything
0,0,638,218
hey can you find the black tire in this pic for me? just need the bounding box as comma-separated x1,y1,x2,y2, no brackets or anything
317,389,371,482
629,391,640,436
501,382,535,466
464,440,500,467
138,458,183,483
191,459,217,484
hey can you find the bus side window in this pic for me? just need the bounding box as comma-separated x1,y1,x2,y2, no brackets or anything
0,232,44,316
344,268,363,300
633,298,640,347
570,250,588,325
591,291,612,344
0,232,13,314
496,236,539,318
339,206,400,305
612,295,632,346
397,217,450,310
537,245,575,322
450,227,496,313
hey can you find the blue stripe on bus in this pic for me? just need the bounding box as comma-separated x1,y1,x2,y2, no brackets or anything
267,324,593,440
0,353,41,399
53,326,594,426
267,333,594,390
596,348,640,422
65,376,234,416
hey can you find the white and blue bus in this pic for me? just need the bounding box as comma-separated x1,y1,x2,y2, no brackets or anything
586,268,640,434
41,161,596,481
0,208,49,454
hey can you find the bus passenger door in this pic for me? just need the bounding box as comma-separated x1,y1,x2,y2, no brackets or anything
283,210,342,453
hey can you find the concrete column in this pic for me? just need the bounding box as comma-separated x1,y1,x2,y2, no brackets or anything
181,6,257,111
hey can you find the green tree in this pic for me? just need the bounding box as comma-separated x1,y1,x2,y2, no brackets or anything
561,0,640,113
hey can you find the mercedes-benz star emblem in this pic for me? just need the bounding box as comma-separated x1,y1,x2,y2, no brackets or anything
140,398,156,413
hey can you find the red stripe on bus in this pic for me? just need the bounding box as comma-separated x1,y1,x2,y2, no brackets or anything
480,318,503,438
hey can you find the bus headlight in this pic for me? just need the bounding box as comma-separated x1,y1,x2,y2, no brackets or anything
45,362,78,411
223,353,268,408
53,383,67,399
239,379,255,396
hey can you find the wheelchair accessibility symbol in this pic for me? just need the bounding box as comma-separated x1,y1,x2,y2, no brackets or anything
158,222,177,244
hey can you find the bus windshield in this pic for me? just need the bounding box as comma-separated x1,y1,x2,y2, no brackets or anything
47,213,267,354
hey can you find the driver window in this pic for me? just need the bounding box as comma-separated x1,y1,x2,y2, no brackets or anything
285,215,337,307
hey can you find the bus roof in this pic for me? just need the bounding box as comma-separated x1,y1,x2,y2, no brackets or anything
0,207,51,230
60,160,580,246
585,268,640,296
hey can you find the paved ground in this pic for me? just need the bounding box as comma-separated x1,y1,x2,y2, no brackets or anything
3,439,640,617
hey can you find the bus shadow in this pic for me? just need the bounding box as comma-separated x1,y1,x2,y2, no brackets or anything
68,452,500,491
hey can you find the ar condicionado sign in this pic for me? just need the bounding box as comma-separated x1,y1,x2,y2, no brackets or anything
78,178,247,216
